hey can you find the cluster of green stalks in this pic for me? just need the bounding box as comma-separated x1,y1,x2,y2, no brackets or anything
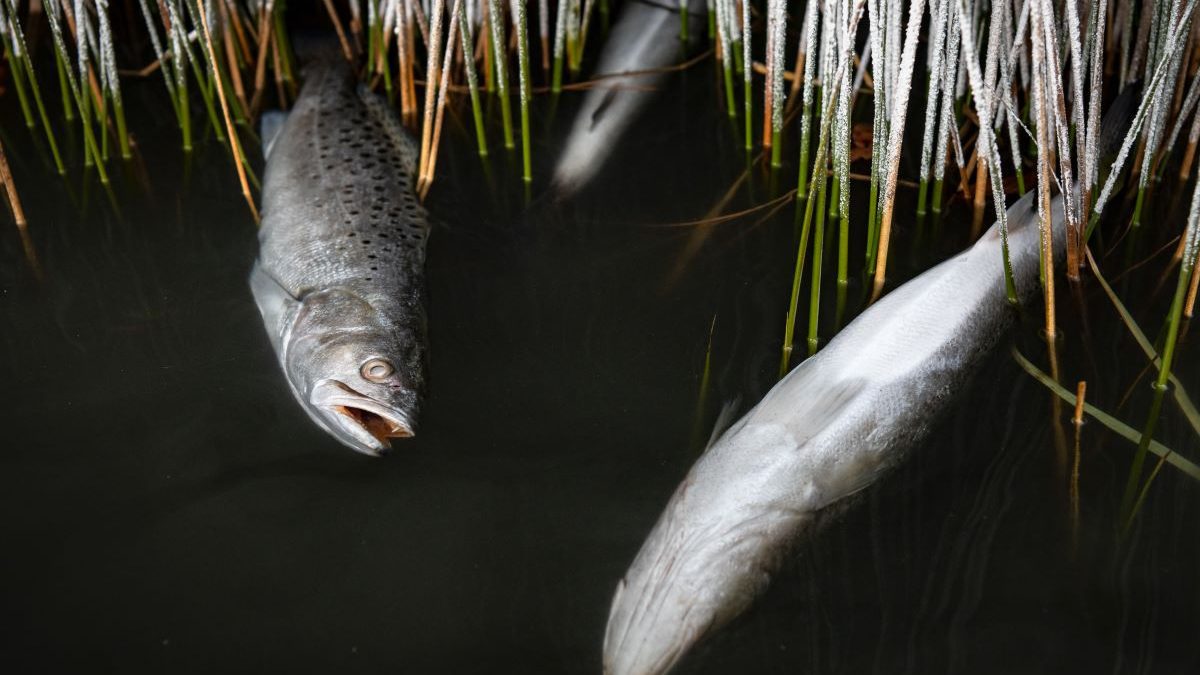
349,0,613,192
747,0,1200,528
0,0,300,220
3,1,1199,527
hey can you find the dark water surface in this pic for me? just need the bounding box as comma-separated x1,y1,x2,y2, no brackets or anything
2,58,1198,674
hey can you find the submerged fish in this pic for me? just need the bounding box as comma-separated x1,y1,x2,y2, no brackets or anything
250,60,429,456
602,192,1065,674
552,1,697,192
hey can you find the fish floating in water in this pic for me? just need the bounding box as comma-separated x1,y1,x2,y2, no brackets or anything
552,1,697,193
602,191,1065,674
250,59,429,457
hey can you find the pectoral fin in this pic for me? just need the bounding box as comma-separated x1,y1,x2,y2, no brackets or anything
260,111,289,159
249,262,300,356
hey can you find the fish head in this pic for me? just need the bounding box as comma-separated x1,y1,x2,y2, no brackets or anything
283,287,424,456
603,426,811,675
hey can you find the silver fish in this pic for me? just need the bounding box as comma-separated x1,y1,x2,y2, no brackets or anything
602,192,1065,674
250,60,429,457
552,1,695,193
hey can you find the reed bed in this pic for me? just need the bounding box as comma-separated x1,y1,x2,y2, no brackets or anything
3,0,1200,524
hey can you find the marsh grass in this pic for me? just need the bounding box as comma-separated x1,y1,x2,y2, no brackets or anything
4,0,1200,528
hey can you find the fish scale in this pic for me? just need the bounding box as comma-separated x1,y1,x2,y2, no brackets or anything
250,59,429,455
259,61,426,300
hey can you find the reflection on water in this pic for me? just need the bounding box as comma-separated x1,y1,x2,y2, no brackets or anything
1,61,1197,674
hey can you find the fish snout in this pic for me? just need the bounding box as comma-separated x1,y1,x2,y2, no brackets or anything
603,571,708,675
309,379,417,456
602,527,720,675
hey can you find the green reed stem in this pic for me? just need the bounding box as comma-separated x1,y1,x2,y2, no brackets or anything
178,68,193,151
515,0,533,181
1086,251,1200,434
184,43,225,142
485,0,515,148
722,59,736,118
1131,186,1145,227
1124,452,1170,533
743,76,752,150
552,53,564,93
1120,241,1195,519
5,46,35,129
808,174,829,356
53,49,74,121
931,177,944,213
865,176,880,267
916,178,928,215
783,95,837,375
796,100,813,194
828,175,839,219
1012,347,1200,481
458,0,488,156
837,196,849,289
99,98,110,163
690,315,717,451
112,95,131,160
19,55,67,174
781,198,815,376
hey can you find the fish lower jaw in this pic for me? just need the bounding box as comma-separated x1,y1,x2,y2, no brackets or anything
332,404,413,448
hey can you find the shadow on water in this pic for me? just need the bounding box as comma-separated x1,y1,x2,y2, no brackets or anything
1,56,1197,674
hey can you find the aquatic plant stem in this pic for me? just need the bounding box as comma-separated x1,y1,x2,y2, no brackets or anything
1120,211,1199,518
485,0,515,148
0,135,27,230
5,45,36,129
457,0,488,156
741,0,751,149
53,48,74,122
197,0,259,223
515,0,533,182
1012,348,1200,481
783,81,843,376
418,0,447,195
1085,249,1200,434
422,0,461,199
807,173,828,355
321,0,355,60
870,0,927,302
2,6,66,174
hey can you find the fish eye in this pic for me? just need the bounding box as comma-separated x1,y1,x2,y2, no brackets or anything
361,358,395,382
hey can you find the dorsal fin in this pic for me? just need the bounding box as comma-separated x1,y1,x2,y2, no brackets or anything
260,110,289,159
704,398,742,452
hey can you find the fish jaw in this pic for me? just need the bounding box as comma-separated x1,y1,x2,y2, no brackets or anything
309,379,415,456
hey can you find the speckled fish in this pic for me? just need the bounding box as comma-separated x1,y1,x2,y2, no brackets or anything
250,60,429,457
602,191,1066,675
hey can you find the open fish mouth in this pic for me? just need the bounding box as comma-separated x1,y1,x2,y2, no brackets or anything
310,380,414,456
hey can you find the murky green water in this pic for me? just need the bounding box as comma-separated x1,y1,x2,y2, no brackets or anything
2,50,1197,673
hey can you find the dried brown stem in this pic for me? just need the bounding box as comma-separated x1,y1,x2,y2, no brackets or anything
198,0,258,224
321,0,355,61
